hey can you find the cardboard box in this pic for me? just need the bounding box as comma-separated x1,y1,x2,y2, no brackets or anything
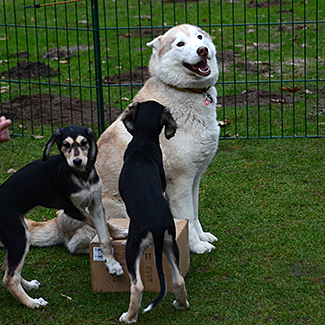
90,218,190,293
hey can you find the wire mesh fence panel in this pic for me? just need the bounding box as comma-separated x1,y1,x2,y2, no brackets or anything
0,0,324,138
0,0,103,136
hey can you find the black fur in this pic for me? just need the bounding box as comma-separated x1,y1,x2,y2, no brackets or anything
0,125,122,308
118,101,178,315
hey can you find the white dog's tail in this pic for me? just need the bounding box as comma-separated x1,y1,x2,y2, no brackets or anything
25,210,96,254
26,217,62,247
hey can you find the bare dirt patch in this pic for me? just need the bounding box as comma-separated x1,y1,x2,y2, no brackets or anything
0,94,121,126
1,53,322,126
1,61,58,80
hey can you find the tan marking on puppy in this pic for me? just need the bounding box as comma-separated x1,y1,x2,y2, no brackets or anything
61,135,89,169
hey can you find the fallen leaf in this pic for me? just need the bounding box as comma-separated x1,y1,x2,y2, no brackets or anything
61,293,72,301
7,168,17,174
271,98,285,103
218,119,231,127
0,86,10,94
279,86,301,93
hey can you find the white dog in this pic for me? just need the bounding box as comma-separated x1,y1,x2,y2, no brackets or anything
28,24,220,254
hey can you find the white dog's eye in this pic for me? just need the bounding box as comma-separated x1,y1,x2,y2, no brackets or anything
176,41,185,47
198,34,203,40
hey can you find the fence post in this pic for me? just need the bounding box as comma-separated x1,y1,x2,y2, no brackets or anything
91,0,105,135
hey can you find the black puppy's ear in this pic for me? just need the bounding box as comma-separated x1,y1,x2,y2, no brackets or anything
121,102,140,135
161,106,177,140
43,128,62,161
86,127,98,162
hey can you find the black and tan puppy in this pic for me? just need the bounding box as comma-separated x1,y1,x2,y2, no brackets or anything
0,125,123,309
118,101,189,323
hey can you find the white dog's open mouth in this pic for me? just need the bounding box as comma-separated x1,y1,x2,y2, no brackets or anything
183,59,211,76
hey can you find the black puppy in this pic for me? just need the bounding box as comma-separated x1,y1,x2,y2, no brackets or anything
118,101,189,323
0,125,123,309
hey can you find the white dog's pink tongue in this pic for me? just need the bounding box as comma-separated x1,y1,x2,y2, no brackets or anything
184,60,211,76
196,60,208,71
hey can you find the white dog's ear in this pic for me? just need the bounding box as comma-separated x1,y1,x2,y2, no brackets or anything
121,102,140,135
147,36,163,52
43,128,62,161
161,106,177,140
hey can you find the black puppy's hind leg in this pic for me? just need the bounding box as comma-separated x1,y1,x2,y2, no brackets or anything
2,224,48,308
119,238,146,324
163,236,189,310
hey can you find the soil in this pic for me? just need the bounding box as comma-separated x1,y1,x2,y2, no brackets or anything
218,88,297,108
1,61,58,79
104,66,150,86
247,0,289,8
0,55,319,127
0,94,121,126
0,87,301,129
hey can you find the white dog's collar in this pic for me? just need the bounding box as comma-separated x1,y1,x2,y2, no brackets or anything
163,83,214,106
163,82,210,94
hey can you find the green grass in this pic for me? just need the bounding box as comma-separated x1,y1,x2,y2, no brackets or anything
1,0,325,137
0,1,325,322
1,137,325,324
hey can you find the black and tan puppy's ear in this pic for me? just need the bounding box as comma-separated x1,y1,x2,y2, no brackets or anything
121,102,140,135
162,106,177,140
43,128,62,161
86,127,98,163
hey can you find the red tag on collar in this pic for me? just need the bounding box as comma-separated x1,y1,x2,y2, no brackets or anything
204,99,210,106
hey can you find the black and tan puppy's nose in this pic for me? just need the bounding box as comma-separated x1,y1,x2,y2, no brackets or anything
197,46,209,57
73,158,82,167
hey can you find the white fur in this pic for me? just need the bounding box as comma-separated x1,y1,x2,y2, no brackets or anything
98,24,220,254
28,24,220,255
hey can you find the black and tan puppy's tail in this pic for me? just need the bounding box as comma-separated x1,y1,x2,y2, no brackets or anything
143,233,167,313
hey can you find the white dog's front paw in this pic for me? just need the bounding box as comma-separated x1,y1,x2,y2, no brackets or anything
191,241,215,254
33,297,49,308
199,231,218,243
114,225,128,239
119,312,137,323
105,259,124,276
108,222,128,239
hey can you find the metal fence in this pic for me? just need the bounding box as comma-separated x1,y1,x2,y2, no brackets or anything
0,0,324,138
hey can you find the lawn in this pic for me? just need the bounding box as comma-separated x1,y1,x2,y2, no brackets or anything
1,0,325,137
0,0,325,323
0,136,324,324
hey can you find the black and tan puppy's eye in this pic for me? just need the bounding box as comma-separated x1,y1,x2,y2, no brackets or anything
63,142,70,149
80,139,88,147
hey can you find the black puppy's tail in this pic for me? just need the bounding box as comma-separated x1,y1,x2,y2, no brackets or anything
143,232,167,313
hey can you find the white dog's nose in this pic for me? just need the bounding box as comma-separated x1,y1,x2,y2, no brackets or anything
197,46,209,57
